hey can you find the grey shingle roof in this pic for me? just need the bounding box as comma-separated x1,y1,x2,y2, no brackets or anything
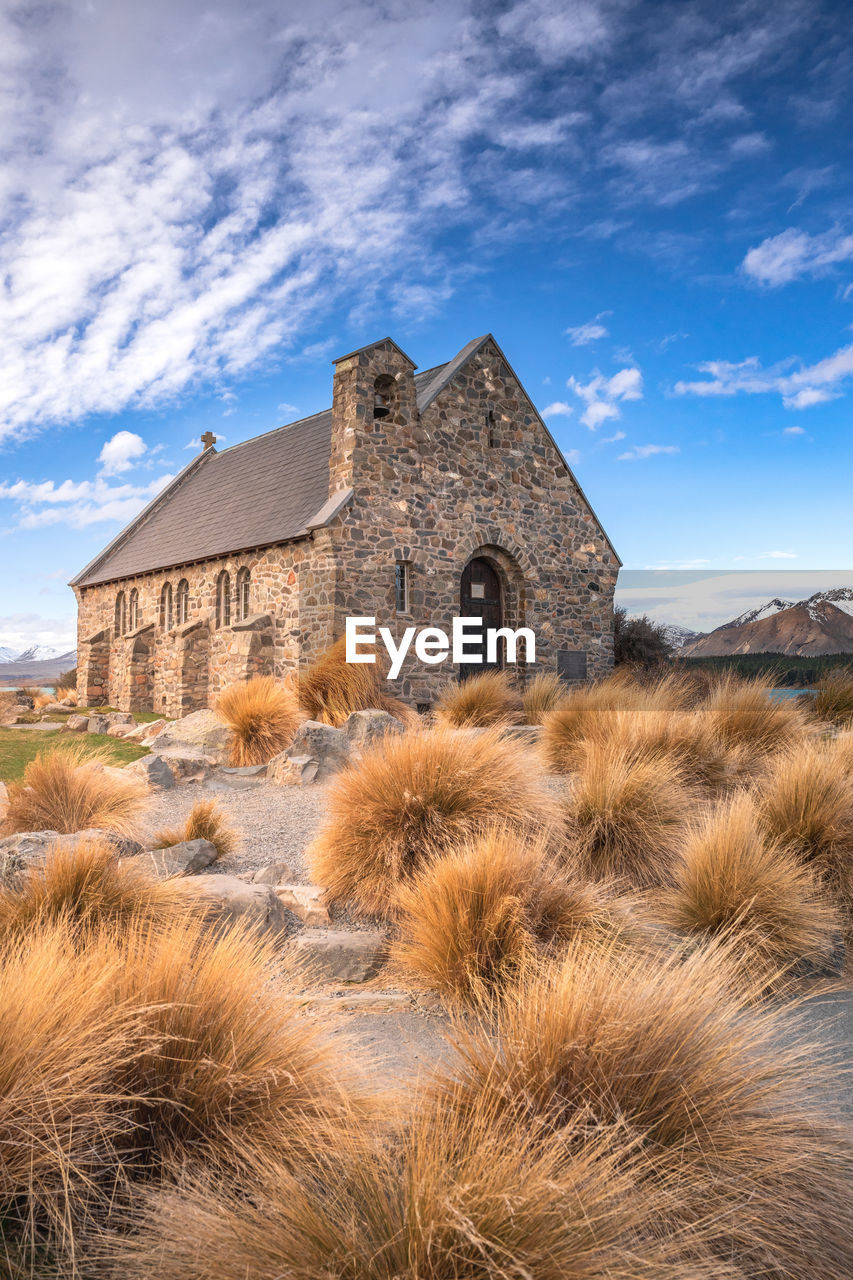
72,364,448,588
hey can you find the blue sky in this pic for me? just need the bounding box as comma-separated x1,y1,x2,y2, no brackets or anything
1,0,852,651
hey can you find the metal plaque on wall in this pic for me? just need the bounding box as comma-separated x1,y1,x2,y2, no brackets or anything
556,650,588,682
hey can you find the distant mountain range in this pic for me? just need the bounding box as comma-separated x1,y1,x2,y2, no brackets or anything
0,645,77,682
680,588,853,658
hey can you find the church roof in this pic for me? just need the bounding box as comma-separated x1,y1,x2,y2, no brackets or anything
71,363,450,588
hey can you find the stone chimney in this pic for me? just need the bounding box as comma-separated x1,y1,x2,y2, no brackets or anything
328,337,418,496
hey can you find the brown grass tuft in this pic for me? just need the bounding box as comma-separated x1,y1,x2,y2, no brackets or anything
521,669,569,724
151,798,239,860
754,739,853,921
215,675,302,766
661,793,842,989
0,836,191,940
2,740,146,837
308,728,557,918
433,670,523,728
562,737,693,888
814,667,853,728
701,672,813,756
297,635,411,728
435,939,853,1280
391,827,644,1003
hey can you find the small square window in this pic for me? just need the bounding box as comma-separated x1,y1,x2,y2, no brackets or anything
395,561,410,614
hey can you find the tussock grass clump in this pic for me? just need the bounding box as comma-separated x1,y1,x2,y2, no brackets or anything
433,670,523,728
436,940,853,1280
814,667,853,728
0,836,191,940
111,916,367,1172
103,1098,692,1280
0,922,135,1262
661,793,841,989
391,827,642,1003
521,669,569,724
702,672,812,756
216,675,301,766
152,797,239,860
308,728,557,918
297,635,414,728
755,740,853,918
563,738,693,888
2,741,146,836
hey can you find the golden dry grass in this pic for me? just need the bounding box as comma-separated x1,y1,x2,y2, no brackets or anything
660,793,842,989
297,635,414,728
1,741,146,837
391,827,645,1003
814,667,853,728
0,836,192,941
215,675,302,766
433,670,523,728
701,672,813,757
435,939,853,1280
151,797,239,860
521,670,569,724
562,738,693,888
101,1096,708,1280
754,739,853,922
308,728,557,918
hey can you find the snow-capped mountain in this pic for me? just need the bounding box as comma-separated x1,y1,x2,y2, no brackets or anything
682,588,853,657
721,598,795,630
661,624,700,649
6,645,64,664
0,646,77,681
0,647,18,663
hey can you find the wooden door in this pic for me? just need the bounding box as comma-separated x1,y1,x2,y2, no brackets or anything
459,557,503,676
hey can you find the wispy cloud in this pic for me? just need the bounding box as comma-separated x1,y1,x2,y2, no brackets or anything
565,311,611,345
674,341,853,410
617,443,679,460
742,226,853,286
541,400,573,417
0,472,174,529
568,365,643,429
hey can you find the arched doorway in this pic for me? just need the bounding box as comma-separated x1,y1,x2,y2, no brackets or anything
460,556,503,676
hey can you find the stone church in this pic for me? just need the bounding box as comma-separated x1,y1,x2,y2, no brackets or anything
71,334,620,714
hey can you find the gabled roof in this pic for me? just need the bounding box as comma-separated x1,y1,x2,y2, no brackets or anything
71,332,618,589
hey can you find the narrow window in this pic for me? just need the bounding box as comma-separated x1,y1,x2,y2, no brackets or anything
115,591,127,637
176,579,189,625
128,589,139,630
395,561,410,615
216,571,231,628
236,567,251,621
161,582,173,631
487,409,498,448
373,373,396,421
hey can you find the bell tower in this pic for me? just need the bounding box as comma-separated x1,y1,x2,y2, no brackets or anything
329,337,419,496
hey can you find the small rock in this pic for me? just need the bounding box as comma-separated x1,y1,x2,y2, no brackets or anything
136,839,219,878
125,754,175,789
41,701,69,715
64,714,90,733
105,712,134,727
156,751,213,782
268,754,320,786
122,718,169,743
0,828,143,883
290,721,350,769
290,928,388,983
274,883,331,927
251,861,296,886
147,709,232,764
86,715,111,735
107,723,133,738
14,692,34,709
176,874,300,941
343,709,404,748
221,764,268,777
304,991,414,1014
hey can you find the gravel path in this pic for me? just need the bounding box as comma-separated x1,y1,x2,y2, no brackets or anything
140,776,332,881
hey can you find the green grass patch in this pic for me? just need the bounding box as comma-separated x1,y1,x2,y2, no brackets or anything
0,730,149,784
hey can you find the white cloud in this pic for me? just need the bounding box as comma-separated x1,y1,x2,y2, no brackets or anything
0,613,77,654
601,430,626,444
617,443,679,460
568,365,643,429
541,401,574,417
742,227,853,286
782,425,805,435
97,430,147,475
564,448,581,466
0,474,174,529
565,311,611,345
760,550,798,559
674,341,853,411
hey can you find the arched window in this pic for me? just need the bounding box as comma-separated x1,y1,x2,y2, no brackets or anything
216,571,231,628
176,579,189,625
236,567,251,621
115,591,127,637
128,588,139,631
161,581,173,631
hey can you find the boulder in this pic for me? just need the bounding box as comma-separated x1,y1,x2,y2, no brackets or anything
136,839,219,879
14,692,35,709
274,884,331,927
86,715,112,735
107,723,134,738
268,754,319,786
268,721,349,786
176,874,300,941
343,709,404,748
41,701,69,715
146,710,232,764
290,928,388,983
64,714,90,733
251,861,296,886
0,828,143,883
156,752,214,783
105,712,134,727
122,718,169,743
124,754,175,790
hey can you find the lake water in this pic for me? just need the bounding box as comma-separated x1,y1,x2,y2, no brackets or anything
768,688,818,701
